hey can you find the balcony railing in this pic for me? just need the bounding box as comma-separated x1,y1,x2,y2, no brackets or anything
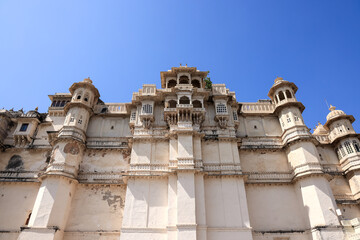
94,103,128,114
241,102,275,114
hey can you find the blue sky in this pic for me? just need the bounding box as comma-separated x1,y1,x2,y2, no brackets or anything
0,0,359,131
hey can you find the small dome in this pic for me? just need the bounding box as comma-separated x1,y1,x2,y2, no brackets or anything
326,105,346,121
313,122,328,135
274,76,284,83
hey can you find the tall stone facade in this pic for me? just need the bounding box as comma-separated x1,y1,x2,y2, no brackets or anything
0,66,359,240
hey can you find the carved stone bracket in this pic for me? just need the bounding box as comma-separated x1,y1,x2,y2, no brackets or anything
142,118,153,129
215,116,229,129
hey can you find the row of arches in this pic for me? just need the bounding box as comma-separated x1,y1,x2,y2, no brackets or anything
274,90,294,104
167,77,201,88
51,100,70,107
166,97,203,108
75,91,92,104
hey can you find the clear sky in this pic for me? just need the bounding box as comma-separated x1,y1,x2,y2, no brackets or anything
0,0,359,131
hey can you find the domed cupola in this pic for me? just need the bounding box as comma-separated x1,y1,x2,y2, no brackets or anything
326,105,347,121
66,77,100,111
268,77,305,113
60,77,101,142
324,105,356,143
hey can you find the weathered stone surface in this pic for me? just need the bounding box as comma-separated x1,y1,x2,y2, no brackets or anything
0,67,358,240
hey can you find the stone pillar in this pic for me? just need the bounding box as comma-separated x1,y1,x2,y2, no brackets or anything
195,174,207,240
347,170,360,200
18,140,84,240
176,133,197,240
287,141,344,239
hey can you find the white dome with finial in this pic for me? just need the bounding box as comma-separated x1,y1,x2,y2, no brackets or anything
326,105,346,121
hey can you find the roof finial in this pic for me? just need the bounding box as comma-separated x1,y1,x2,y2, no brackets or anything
329,105,336,111
83,77,93,84
274,76,283,83
180,63,182,66
35,107,38,111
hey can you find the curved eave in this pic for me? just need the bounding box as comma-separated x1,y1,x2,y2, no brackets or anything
324,114,355,128
330,133,360,145
69,82,100,100
273,101,305,115
268,81,298,99
64,102,93,115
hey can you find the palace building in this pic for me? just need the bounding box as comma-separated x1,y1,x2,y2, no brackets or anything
1,66,360,240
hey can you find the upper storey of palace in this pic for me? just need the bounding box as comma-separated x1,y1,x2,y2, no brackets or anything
0,65,357,150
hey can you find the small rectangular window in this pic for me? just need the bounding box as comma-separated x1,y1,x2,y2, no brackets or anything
70,117,75,123
20,123,29,132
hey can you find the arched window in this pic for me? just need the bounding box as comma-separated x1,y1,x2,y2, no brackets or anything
142,104,153,114
51,101,57,107
168,79,177,88
191,79,201,88
278,91,285,101
76,91,82,100
179,75,189,84
294,115,299,122
55,101,61,107
345,141,354,154
168,100,177,108
84,93,89,102
216,103,227,113
179,96,190,104
193,100,202,108
285,90,292,99
353,141,360,152
60,100,66,107
274,98,278,104
6,155,24,171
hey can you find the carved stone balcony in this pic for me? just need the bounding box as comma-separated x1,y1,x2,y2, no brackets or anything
192,108,205,126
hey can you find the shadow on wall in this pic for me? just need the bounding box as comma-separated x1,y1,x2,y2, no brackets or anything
6,155,24,171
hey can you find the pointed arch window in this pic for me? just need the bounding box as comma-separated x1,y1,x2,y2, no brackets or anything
353,141,360,152
168,100,177,108
179,96,190,105
179,75,189,84
285,90,292,98
168,79,177,88
278,91,285,101
193,100,202,108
